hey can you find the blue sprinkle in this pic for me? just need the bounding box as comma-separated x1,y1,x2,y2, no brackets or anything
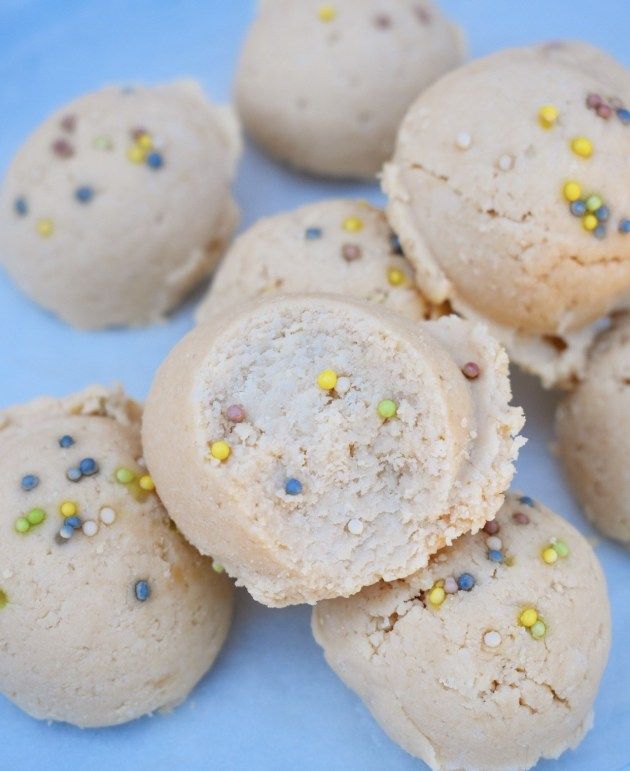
134,580,151,602
619,218,630,234
14,197,28,217
305,227,322,241
570,200,586,217
285,478,303,496
146,152,164,169
65,515,82,530
390,233,404,255
66,467,82,482
79,457,98,476
457,573,475,591
74,185,94,204
617,108,630,125
59,435,75,448
594,225,606,240
21,474,39,491
595,205,610,223
58,524,75,540
487,549,504,563
519,495,535,507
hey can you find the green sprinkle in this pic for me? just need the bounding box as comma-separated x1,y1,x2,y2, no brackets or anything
0,589,7,610
14,517,30,534
530,620,547,639
116,467,136,484
26,508,46,525
586,195,603,212
552,540,569,558
212,561,224,574
377,399,397,419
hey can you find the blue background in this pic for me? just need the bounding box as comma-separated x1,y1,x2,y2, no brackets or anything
0,1,628,769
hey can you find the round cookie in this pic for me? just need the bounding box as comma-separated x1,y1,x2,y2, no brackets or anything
384,42,630,388
556,313,630,544
313,493,611,770
196,199,429,323
0,386,233,727
235,0,465,179
0,81,240,329
144,294,524,607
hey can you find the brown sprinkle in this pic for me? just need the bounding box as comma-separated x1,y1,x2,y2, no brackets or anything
342,243,362,262
52,138,74,158
462,361,481,380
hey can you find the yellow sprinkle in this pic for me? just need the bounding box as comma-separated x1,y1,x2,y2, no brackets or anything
583,213,598,232
342,216,364,233
563,181,582,202
317,3,336,21
317,369,338,390
428,586,446,606
541,546,559,564
36,218,54,237
538,104,559,129
571,136,593,158
136,133,153,150
519,607,538,628
210,441,231,461
59,501,77,518
127,145,146,163
387,267,406,286
138,475,155,491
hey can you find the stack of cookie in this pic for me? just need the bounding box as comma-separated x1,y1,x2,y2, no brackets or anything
0,2,628,769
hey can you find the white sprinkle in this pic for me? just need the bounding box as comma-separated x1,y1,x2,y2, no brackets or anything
2,569,13,579
96,544,105,555
335,376,351,395
82,520,99,537
99,506,116,525
455,132,472,150
483,630,502,648
498,154,514,171
486,536,502,551
444,576,458,594
136,456,147,468
347,518,364,535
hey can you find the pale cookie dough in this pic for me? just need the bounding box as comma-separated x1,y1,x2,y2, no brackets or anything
0,386,233,728
195,199,429,323
556,313,630,544
384,41,630,388
235,0,465,179
143,294,524,607
313,493,611,771
0,81,240,329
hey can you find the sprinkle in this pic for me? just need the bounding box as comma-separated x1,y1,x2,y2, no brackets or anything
99,506,116,525
462,361,480,379
14,197,28,216
571,136,593,158
66,467,82,482
335,376,351,395
135,131,153,149
428,586,446,606
36,218,54,237
444,576,458,594
226,404,246,423
347,518,364,535
59,501,77,518
586,93,602,109
552,539,569,558
317,369,338,390
65,515,82,530
210,441,231,461
212,560,224,573
305,227,322,240
457,573,475,591
374,13,391,28
498,154,514,171
342,243,362,262
127,145,145,164
58,524,74,540
139,475,155,491
317,3,336,22
486,536,502,551
585,195,603,212
26,508,46,525
530,620,547,639
594,225,606,240
583,214,598,232
387,267,406,286
617,108,630,124
52,138,74,158
285,478,303,496
60,114,76,133
390,234,404,255
134,580,151,602
115,467,135,484
14,517,30,533
484,520,500,535
377,399,397,419
0,590,7,609
75,186,94,204
146,151,164,169
93,135,112,151
483,630,502,648
487,549,504,563
82,520,99,537
597,104,612,119
519,608,538,628
513,511,530,525
541,546,558,564
21,474,39,491
595,205,609,222
59,435,75,448
570,200,586,217
415,5,431,24
343,216,364,233
79,457,98,476
538,105,559,129
455,132,472,150
563,181,582,202
619,218,630,234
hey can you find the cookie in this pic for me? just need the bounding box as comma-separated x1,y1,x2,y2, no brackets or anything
195,199,429,323
312,493,611,770
556,313,630,544
0,386,233,727
235,0,465,179
0,81,240,329
144,294,524,607
384,42,630,388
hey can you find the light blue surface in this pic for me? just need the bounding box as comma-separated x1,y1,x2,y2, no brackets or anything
0,2,628,770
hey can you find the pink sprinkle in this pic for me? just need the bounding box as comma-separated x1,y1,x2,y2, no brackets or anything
374,13,391,28
444,576,458,594
513,512,530,525
597,104,612,119
462,361,481,380
484,520,500,535
342,243,362,262
415,5,431,24
60,114,76,133
52,138,74,158
226,404,245,423
586,93,602,109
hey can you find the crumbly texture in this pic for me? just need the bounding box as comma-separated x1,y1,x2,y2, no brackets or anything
312,493,611,771
144,294,524,607
195,199,429,323
0,386,233,728
235,0,465,179
384,41,630,388
0,81,240,329
556,313,630,544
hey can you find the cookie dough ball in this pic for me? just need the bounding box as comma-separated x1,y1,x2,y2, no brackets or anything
556,313,630,544
144,294,524,606
235,0,465,179
0,386,233,727
384,42,630,387
313,493,611,770
0,81,240,329
196,199,429,323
